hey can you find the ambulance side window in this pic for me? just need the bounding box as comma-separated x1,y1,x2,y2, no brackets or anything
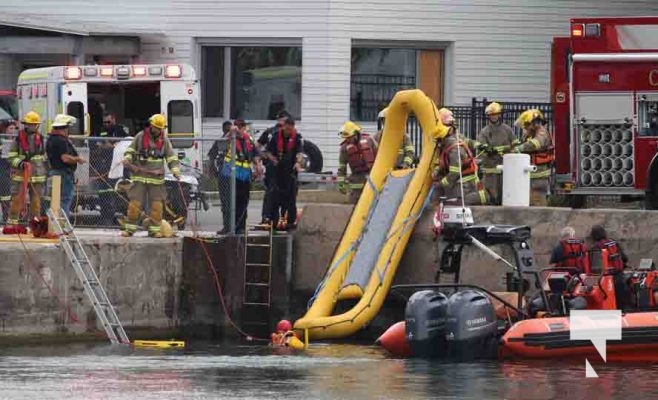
167,100,194,148
67,102,84,135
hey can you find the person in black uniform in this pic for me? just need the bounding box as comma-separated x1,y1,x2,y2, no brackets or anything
90,112,129,225
256,110,291,227
263,116,303,230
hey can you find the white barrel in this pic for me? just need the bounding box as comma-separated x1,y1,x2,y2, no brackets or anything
499,153,536,207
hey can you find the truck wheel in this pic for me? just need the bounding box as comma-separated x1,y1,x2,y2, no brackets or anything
301,140,323,173
645,188,658,210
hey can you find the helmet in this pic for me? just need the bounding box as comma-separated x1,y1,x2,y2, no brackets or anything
21,111,42,125
339,121,361,139
438,108,455,126
52,114,77,128
149,113,167,130
276,319,292,332
515,109,545,129
377,107,388,121
160,220,174,238
485,102,503,116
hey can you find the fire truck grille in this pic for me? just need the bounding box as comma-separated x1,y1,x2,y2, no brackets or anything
578,124,634,188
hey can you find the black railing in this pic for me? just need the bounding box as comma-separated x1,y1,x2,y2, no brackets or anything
406,98,553,156
351,74,416,121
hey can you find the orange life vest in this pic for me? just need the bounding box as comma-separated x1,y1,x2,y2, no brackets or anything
440,141,477,176
270,331,297,347
342,133,376,174
558,238,587,271
592,239,624,273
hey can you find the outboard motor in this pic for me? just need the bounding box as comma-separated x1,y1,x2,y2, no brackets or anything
405,290,449,358
444,290,498,360
432,205,474,240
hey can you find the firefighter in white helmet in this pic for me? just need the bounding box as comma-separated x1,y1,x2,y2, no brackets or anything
373,107,416,170
476,102,518,205
121,113,180,237
337,121,378,204
432,108,488,206
514,109,554,206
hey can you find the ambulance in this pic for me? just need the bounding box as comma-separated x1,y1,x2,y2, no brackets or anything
16,63,202,223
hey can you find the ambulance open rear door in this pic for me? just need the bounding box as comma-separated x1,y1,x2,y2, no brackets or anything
160,79,201,167
61,81,88,136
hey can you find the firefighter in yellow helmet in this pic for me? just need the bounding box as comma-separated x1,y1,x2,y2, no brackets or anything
337,121,378,204
121,114,181,237
2,111,47,235
432,108,488,206
373,107,416,170
476,102,518,205
514,109,554,206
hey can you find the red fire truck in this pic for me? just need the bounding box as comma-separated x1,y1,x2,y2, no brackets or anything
552,16,658,208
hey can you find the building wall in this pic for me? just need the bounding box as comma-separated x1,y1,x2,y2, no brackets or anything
3,0,658,169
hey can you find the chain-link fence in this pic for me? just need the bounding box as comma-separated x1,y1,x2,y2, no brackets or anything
0,134,268,234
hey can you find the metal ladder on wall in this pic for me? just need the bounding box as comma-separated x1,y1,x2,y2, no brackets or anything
241,225,274,329
47,208,129,345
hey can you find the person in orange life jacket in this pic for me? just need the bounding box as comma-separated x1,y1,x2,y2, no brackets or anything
217,119,262,235
3,112,48,234
549,226,588,272
121,114,180,238
0,120,18,225
45,114,87,219
264,117,303,230
91,111,129,226
337,121,377,204
432,108,489,206
270,319,297,347
513,109,554,207
256,111,291,226
589,224,630,309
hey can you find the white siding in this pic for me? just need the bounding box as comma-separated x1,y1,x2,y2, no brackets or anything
3,0,658,169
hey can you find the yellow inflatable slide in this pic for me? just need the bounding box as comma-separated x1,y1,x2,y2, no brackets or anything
293,89,449,340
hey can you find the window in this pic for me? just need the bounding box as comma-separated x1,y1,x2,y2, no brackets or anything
201,45,302,120
351,48,417,121
168,100,194,148
350,47,444,121
66,102,84,135
201,47,224,118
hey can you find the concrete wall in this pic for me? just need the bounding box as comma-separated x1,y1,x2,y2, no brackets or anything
294,204,658,296
0,238,182,342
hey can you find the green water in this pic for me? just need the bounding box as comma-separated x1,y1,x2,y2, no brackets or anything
0,342,657,399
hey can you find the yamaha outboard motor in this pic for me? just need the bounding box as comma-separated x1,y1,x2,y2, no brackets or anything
444,290,498,360
405,290,449,358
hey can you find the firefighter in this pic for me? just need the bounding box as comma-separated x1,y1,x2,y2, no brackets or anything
549,226,587,272
121,114,180,238
432,108,488,206
0,121,18,222
373,107,415,169
2,112,47,234
337,121,377,204
477,102,518,205
514,109,554,206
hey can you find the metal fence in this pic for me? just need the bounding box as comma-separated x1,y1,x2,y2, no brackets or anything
406,98,554,156
0,135,247,234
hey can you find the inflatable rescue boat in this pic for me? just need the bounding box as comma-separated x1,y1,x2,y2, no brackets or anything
376,206,658,361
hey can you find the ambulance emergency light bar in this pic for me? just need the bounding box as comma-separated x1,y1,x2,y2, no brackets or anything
571,23,601,38
64,64,183,80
